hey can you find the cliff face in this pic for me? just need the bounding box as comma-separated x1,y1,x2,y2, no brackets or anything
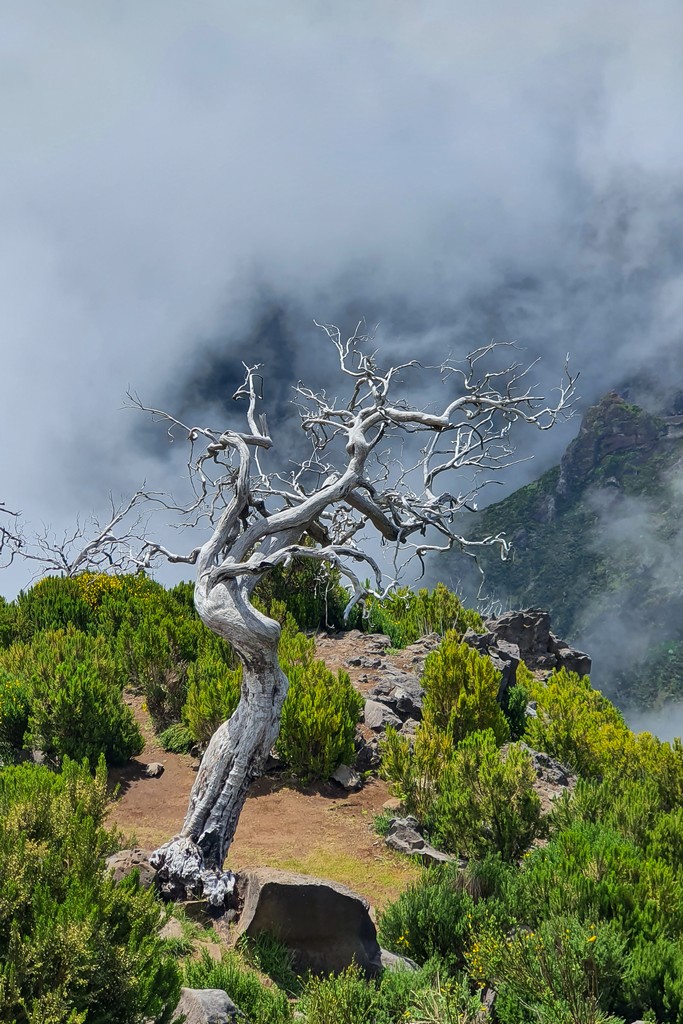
448,393,683,710
556,392,667,497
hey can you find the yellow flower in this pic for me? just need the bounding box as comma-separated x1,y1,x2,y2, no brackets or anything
587,935,597,943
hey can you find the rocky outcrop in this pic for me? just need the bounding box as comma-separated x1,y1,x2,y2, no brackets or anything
384,817,457,865
557,391,666,497
173,988,240,1023
484,609,591,679
234,868,383,977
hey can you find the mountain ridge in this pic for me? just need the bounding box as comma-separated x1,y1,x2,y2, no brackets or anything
453,391,683,709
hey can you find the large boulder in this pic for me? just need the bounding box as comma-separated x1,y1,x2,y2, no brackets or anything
173,987,240,1023
484,609,591,679
234,868,383,977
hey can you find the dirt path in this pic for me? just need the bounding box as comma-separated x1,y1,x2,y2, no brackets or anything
109,689,418,908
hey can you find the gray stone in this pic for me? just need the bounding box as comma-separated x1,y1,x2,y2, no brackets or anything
354,732,380,771
144,761,165,778
519,744,575,788
462,629,520,697
106,849,156,889
364,699,402,732
234,868,382,977
332,763,362,790
385,818,455,864
173,987,241,1022
380,948,418,972
158,916,184,941
482,610,592,679
367,671,424,721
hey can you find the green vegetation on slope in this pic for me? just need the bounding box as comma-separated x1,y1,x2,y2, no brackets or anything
460,393,683,708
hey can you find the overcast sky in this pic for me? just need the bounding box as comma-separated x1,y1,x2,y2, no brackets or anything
2,1,683,596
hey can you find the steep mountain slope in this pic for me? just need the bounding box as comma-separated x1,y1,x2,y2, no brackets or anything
455,392,683,708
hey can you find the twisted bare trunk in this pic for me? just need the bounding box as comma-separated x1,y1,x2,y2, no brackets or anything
150,576,287,905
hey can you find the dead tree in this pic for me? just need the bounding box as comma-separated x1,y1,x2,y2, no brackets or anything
0,504,21,569
19,326,577,903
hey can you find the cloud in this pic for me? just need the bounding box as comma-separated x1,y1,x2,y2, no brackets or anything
2,1,683,599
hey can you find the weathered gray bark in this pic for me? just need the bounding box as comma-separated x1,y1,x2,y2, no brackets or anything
151,574,288,904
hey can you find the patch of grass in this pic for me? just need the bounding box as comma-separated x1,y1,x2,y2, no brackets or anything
231,846,420,909
183,949,292,1024
373,811,395,837
238,932,302,995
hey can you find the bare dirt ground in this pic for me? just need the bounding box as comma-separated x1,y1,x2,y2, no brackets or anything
108,637,421,908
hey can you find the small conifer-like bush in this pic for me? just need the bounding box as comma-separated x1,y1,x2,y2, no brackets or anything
275,624,363,781
429,730,543,860
276,658,363,782
0,757,180,1023
523,665,633,777
421,632,509,746
183,949,292,1024
0,669,30,761
0,627,142,765
183,647,242,747
366,582,485,649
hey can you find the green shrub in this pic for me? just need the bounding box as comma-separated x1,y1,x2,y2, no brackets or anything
158,722,195,754
238,932,301,995
183,644,242,747
0,757,180,1023
12,577,93,641
183,949,292,1023
421,633,509,747
255,549,355,631
366,583,484,649
116,601,203,728
523,667,630,778
378,865,478,973
276,659,363,782
298,963,376,1024
0,627,142,766
470,915,627,1024
503,682,529,741
381,725,453,821
0,669,30,755
429,731,543,861
28,660,143,765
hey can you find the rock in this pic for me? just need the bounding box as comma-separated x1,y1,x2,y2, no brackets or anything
483,609,591,679
158,916,185,941
106,849,157,889
518,744,575,788
382,797,403,813
173,987,241,1022
553,644,592,677
144,762,165,778
332,763,362,790
463,629,520,696
385,818,455,864
234,868,383,977
364,699,402,732
354,732,381,772
367,671,424,721
380,948,418,972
